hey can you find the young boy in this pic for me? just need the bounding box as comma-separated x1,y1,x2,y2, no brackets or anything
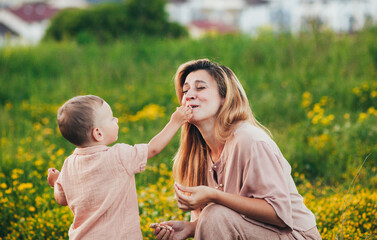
47,95,192,239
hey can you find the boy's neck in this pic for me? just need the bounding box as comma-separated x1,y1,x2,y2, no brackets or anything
77,141,107,148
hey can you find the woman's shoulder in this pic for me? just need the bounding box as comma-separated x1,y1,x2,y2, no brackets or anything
230,122,285,164
232,121,271,144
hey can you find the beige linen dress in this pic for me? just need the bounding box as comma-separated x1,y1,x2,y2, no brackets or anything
191,122,321,239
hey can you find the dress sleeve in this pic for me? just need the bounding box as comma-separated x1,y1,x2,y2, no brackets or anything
239,140,294,233
190,209,201,222
116,143,148,174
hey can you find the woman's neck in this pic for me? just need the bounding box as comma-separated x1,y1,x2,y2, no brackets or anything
195,122,224,163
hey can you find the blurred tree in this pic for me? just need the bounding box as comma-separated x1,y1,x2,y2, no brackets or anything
43,0,187,43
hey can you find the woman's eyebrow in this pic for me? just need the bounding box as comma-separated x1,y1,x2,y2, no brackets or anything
194,80,208,85
183,80,207,86
183,80,208,89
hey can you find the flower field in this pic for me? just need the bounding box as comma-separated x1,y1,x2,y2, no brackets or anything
1,27,376,239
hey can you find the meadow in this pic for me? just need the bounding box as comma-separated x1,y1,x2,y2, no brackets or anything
0,27,376,239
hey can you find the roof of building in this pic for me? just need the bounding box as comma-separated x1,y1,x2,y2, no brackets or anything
245,0,269,5
169,0,188,3
8,2,58,23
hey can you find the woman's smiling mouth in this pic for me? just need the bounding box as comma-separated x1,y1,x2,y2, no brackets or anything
189,105,199,109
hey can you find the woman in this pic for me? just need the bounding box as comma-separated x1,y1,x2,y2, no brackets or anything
152,59,321,240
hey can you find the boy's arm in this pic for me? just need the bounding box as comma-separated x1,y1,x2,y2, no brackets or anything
147,106,192,159
54,183,68,206
47,168,68,206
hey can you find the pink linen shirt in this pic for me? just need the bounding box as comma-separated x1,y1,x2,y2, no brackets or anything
192,122,317,234
55,143,148,239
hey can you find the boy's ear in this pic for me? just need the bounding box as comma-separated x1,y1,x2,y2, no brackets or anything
92,128,104,142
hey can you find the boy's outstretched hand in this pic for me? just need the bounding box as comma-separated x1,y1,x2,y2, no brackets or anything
171,106,192,125
47,168,60,187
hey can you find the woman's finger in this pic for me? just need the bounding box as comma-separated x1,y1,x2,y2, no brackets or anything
174,185,190,202
169,232,174,240
175,183,193,193
156,228,167,240
161,230,172,240
177,201,192,211
153,226,161,236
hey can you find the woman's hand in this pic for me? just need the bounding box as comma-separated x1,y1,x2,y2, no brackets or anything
150,221,195,240
174,183,218,211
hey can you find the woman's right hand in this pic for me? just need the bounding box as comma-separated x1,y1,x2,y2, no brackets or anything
150,220,195,240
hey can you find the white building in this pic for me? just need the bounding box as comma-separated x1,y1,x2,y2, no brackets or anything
167,0,246,26
167,0,247,37
0,0,87,46
167,0,377,37
241,0,377,35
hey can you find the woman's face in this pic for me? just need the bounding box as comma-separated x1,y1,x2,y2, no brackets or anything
181,70,224,126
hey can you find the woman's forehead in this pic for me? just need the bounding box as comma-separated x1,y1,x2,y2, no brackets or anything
184,70,213,85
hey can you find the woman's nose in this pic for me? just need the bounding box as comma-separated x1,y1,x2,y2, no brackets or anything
185,89,196,100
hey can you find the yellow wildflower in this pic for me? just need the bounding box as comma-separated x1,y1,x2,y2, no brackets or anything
357,112,368,122
312,115,321,125
352,87,361,96
319,96,328,106
11,173,19,179
128,104,165,122
41,118,49,125
313,103,322,113
34,160,44,166
367,107,376,115
301,92,312,108
33,123,42,131
307,111,314,119
5,101,12,110
121,127,129,133
302,100,311,108
56,148,65,156
18,183,33,191
42,128,53,135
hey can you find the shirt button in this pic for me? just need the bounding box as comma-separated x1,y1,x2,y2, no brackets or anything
214,166,217,168
209,169,212,172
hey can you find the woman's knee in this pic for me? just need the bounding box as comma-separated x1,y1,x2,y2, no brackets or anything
197,204,239,228
196,204,266,239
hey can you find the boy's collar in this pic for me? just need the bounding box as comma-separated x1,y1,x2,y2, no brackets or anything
73,145,109,155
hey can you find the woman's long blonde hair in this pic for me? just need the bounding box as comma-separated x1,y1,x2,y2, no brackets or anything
173,59,269,187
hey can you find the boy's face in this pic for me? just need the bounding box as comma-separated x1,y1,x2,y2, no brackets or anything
94,101,119,145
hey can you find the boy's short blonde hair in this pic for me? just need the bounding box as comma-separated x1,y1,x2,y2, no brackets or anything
57,95,104,146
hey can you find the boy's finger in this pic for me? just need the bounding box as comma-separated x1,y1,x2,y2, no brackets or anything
150,223,160,229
